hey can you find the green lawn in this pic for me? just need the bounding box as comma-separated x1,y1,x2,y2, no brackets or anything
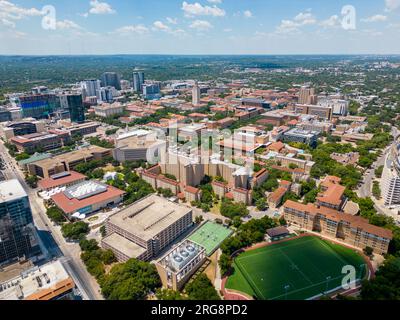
225,236,366,300
188,221,232,256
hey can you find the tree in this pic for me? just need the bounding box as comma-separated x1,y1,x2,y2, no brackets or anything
101,249,117,265
195,215,204,224
61,222,90,241
256,198,267,211
79,239,100,252
25,175,39,188
220,199,248,219
219,253,233,276
375,165,384,178
100,225,107,237
46,207,66,224
91,168,105,180
156,288,185,300
363,246,374,257
101,258,161,300
185,274,220,300
361,256,400,300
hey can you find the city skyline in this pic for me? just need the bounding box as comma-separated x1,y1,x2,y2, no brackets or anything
0,0,400,55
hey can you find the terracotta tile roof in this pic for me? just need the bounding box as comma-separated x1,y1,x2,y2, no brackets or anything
51,184,125,215
233,188,250,194
185,186,200,194
267,141,285,152
268,187,287,203
38,171,86,190
317,176,345,206
157,175,180,186
254,168,268,178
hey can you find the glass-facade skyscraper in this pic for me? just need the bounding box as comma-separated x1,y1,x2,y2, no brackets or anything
0,180,40,266
101,72,121,90
67,94,85,124
132,71,145,93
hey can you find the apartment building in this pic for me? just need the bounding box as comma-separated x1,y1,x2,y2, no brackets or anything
283,200,392,255
381,144,400,206
102,195,193,262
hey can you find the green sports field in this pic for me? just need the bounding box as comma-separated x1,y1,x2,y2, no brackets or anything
188,221,232,256
225,236,367,300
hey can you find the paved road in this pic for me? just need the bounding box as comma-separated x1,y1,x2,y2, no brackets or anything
0,142,103,300
357,126,400,218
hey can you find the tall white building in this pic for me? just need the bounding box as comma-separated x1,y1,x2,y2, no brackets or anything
192,81,200,105
133,71,145,92
81,79,101,98
381,144,400,206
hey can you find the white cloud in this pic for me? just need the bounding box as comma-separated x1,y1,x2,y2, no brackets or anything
207,0,222,3
189,19,213,31
320,15,341,28
275,11,317,34
0,0,43,29
1,17,15,28
293,12,316,25
56,19,83,30
115,24,149,35
361,14,388,22
182,1,225,18
89,0,115,15
166,17,178,24
153,20,170,31
243,10,253,18
385,0,400,12
223,28,232,32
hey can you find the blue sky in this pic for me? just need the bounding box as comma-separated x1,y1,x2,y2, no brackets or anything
0,0,399,54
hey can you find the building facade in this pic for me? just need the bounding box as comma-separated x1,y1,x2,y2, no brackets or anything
0,180,40,266
283,200,392,255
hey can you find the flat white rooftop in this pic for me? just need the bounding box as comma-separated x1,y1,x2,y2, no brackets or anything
0,260,71,300
0,179,27,203
108,194,192,241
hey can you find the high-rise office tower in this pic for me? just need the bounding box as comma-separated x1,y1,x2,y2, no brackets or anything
133,71,145,93
101,72,121,90
142,83,161,100
96,87,114,103
381,144,400,206
192,81,200,105
67,93,85,123
298,86,317,105
81,79,101,98
0,180,40,266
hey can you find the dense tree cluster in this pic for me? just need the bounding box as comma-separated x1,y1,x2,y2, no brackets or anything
219,216,277,275
220,198,249,219
185,274,220,300
101,259,161,300
61,221,90,241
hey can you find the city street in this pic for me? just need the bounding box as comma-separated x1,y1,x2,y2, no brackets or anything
357,126,400,220
0,141,103,300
